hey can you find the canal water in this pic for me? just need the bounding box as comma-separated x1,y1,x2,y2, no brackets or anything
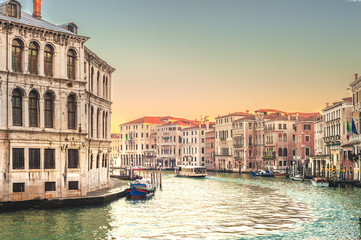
0,172,360,240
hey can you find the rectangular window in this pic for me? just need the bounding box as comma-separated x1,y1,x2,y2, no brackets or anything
278,124,282,129
13,183,25,193
306,148,310,156
44,149,55,169
283,124,286,129
305,136,310,142
68,181,79,190
45,182,56,192
29,148,40,169
68,149,79,169
304,124,311,131
12,148,24,169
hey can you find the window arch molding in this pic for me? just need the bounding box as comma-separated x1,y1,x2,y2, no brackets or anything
28,41,40,75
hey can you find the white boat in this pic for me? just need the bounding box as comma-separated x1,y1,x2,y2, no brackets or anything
290,174,304,181
311,177,329,187
175,166,207,178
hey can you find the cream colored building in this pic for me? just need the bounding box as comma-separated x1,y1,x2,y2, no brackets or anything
0,0,114,201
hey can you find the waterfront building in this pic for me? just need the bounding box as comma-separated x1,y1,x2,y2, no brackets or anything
294,115,320,173
349,74,361,181
143,132,157,169
110,134,120,169
205,129,215,171
119,117,164,167
232,115,257,173
262,113,296,170
0,0,114,201
157,117,198,169
181,123,211,167
215,112,251,172
322,98,353,178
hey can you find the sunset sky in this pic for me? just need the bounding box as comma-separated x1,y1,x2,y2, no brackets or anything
20,0,361,132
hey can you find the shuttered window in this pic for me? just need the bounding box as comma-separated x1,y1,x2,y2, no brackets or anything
45,182,56,192
68,149,79,169
44,149,55,169
29,148,40,169
12,148,24,169
13,183,25,193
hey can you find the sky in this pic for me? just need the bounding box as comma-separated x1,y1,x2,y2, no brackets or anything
20,0,361,132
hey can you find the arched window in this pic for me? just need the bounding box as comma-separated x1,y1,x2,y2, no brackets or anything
12,39,23,72
105,112,108,139
102,111,105,139
44,92,54,128
90,106,94,137
96,154,100,168
44,45,54,77
97,108,100,138
278,148,283,157
12,89,22,126
103,75,105,97
283,148,288,157
105,77,108,99
97,71,100,95
90,67,94,92
28,42,39,75
90,154,93,170
283,133,287,142
67,95,76,129
67,49,76,80
278,133,282,142
29,90,39,127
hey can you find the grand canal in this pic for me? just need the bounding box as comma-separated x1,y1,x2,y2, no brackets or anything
0,172,360,239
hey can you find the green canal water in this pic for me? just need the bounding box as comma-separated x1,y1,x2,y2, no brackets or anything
0,172,360,240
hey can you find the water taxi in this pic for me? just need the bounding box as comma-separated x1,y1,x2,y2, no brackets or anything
126,179,156,200
274,171,287,179
175,166,207,178
311,177,329,187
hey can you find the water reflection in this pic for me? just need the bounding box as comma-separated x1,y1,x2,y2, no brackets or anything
0,172,360,240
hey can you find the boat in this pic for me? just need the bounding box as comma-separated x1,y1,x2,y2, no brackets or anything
260,170,274,177
290,174,305,181
251,171,262,176
126,179,156,200
274,171,287,179
175,166,207,178
311,177,329,187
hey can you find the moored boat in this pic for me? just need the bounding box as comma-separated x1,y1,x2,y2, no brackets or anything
175,166,206,178
126,179,156,200
311,177,329,187
274,171,287,179
252,171,262,176
290,174,304,181
261,170,274,177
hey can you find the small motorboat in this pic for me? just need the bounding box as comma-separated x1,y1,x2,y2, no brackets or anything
126,179,156,200
311,177,329,187
290,174,304,181
261,170,274,177
274,171,287,179
252,171,262,176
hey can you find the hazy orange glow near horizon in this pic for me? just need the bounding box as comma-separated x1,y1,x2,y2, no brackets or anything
20,0,361,132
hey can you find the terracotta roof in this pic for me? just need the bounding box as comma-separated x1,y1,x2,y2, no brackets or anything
121,116,165,125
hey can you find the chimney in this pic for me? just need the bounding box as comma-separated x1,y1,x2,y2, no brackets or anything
205,116,210,131
33,0,42,19
326,102,329,107
355,73,359,81
246,110,249,114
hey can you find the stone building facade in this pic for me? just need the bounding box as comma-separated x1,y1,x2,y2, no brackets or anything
0,0,114,201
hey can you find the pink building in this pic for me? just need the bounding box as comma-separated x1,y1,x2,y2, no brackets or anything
205,130,215,171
